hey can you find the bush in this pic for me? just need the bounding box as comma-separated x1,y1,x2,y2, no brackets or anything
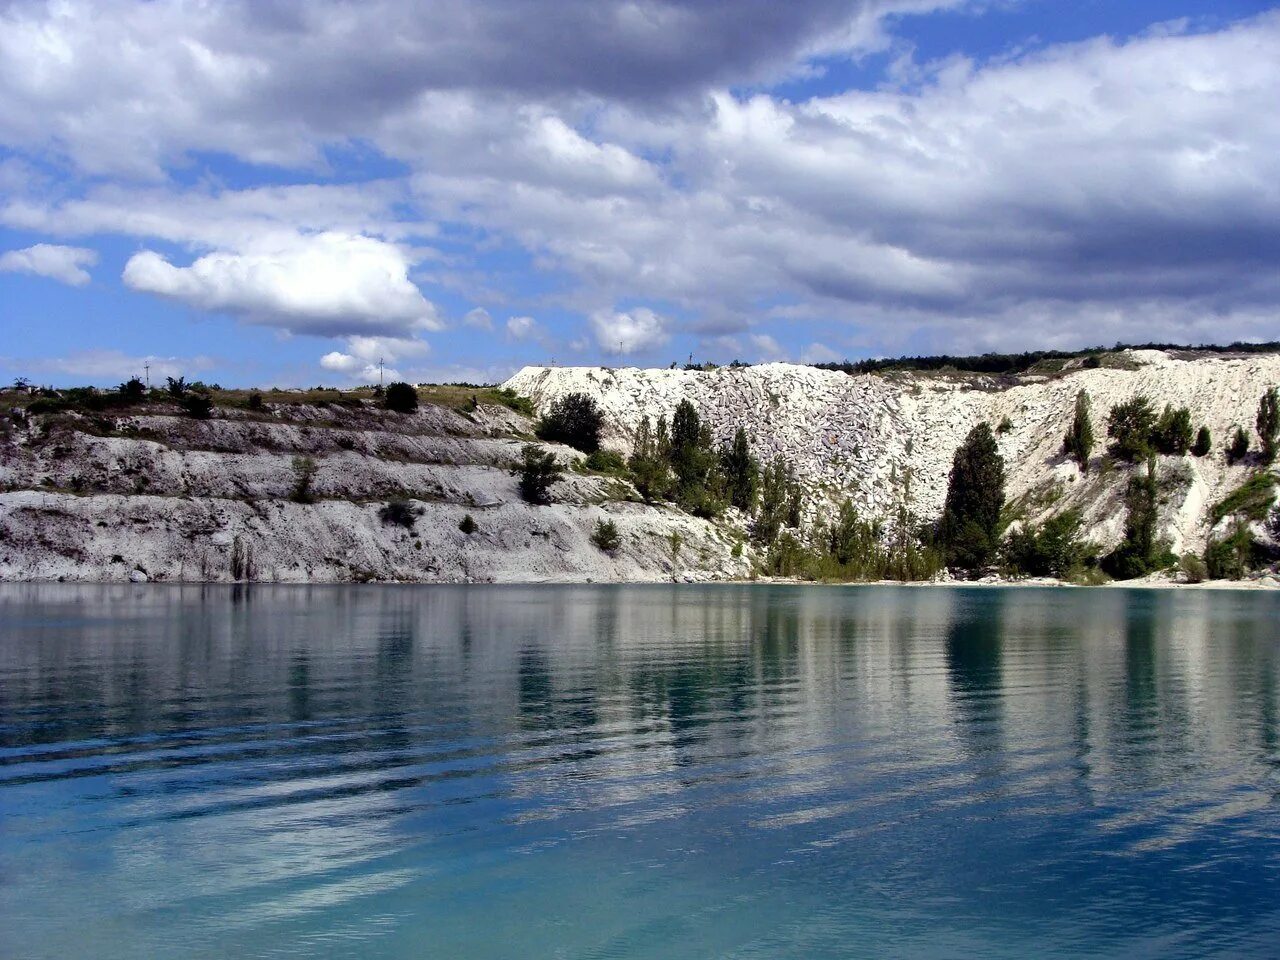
1107,395,1156,462
459,513,477,535
583,448,627,475
997,416,1013,435
1204,523,1260,580
537,392,603,453
490,388,535,416
719,427,759,512
166,376,188,399
384,381,419,413
515,444,563,504
1227,427,1250,465
379,499,422,529
247,391,264,411
752,457,803,546
1179,553,1208,584
290,455,317,504
1003,509,1098,579
1191,426,1212,457
591,519,621,553
627,415,671,502
1208,472,1277,526
183,392,213,419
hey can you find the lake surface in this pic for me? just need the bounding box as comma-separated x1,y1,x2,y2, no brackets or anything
1,584,1278,959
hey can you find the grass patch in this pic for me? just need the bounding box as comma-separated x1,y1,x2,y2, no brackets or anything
1208,472,1277,526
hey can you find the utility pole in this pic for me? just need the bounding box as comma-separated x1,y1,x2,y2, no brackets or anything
378,358,384,388
144,362,150,388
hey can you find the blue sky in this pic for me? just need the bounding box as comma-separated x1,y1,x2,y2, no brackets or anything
1,0,1278,387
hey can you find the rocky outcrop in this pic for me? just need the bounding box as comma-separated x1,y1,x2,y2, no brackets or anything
0,399,749,583
505,351,1280,556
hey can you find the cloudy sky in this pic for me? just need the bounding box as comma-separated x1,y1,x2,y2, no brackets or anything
1,0,1277,387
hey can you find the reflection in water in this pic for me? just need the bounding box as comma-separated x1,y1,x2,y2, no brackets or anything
0,583,1278,959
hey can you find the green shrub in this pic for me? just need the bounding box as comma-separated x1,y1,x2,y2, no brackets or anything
719,427,759,512
490,388,535,416
1191,426,1211,457
626,415,671,502
515,444,563,504
459,513,477,535
1179,553,1208,584
537,392,603,453
997,416,1013,434
290,455,317,504
1002,508,1098,579
166,376,188,398
379,499,421,529
1204,524,1260,580
384,381,419,413
752,457,803,546
591,519,621,553
183,392,213,419
1208,472,1277,526
1227,427,1250,465
247,391,264,411
583,448,627,475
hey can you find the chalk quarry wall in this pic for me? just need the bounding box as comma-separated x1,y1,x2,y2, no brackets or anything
505,351,1280,555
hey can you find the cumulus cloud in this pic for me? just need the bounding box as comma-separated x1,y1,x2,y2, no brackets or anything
0,244,97,286
3,2,1280,360
590,308,670,355
122,232,441,337
463,307,494,330
320,333,430,381
505,315,540,340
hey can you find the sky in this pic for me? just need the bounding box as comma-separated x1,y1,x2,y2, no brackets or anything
1,0,1278,388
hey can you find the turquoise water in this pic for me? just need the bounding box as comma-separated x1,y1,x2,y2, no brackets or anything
1,584,1278,959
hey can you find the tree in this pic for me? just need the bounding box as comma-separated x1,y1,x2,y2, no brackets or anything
1153,405,1193,456
1103,458,1168,580
828,501,886,580
1107,395,1156,462
1062,390,1095,471
1191,426,1212,457
752,457,802,546
166,375,188,399
118,377,146,402
719,427,759,512
537,392,603,453
459,514,477,534
668,400,718,515
591,519,621,553
515,444,563,504
1257,387,1279,464
937,422,1005,572
1204,521,1258,581
627,416,671,502
1227,426,1250,465
384,381,418,413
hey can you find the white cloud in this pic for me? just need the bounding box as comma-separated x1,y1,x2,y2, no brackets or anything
122,232,441,337
15,349,214,384
506,315,540,340
800,341,841,364
0,244,97,286
590,307,670,355
463,307,494,330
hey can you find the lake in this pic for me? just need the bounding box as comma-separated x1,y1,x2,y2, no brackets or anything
1,583,1278,959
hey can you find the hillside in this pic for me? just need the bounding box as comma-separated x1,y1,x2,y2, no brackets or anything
0,388,748,583
2,348,1277,584
506,350,1280,559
